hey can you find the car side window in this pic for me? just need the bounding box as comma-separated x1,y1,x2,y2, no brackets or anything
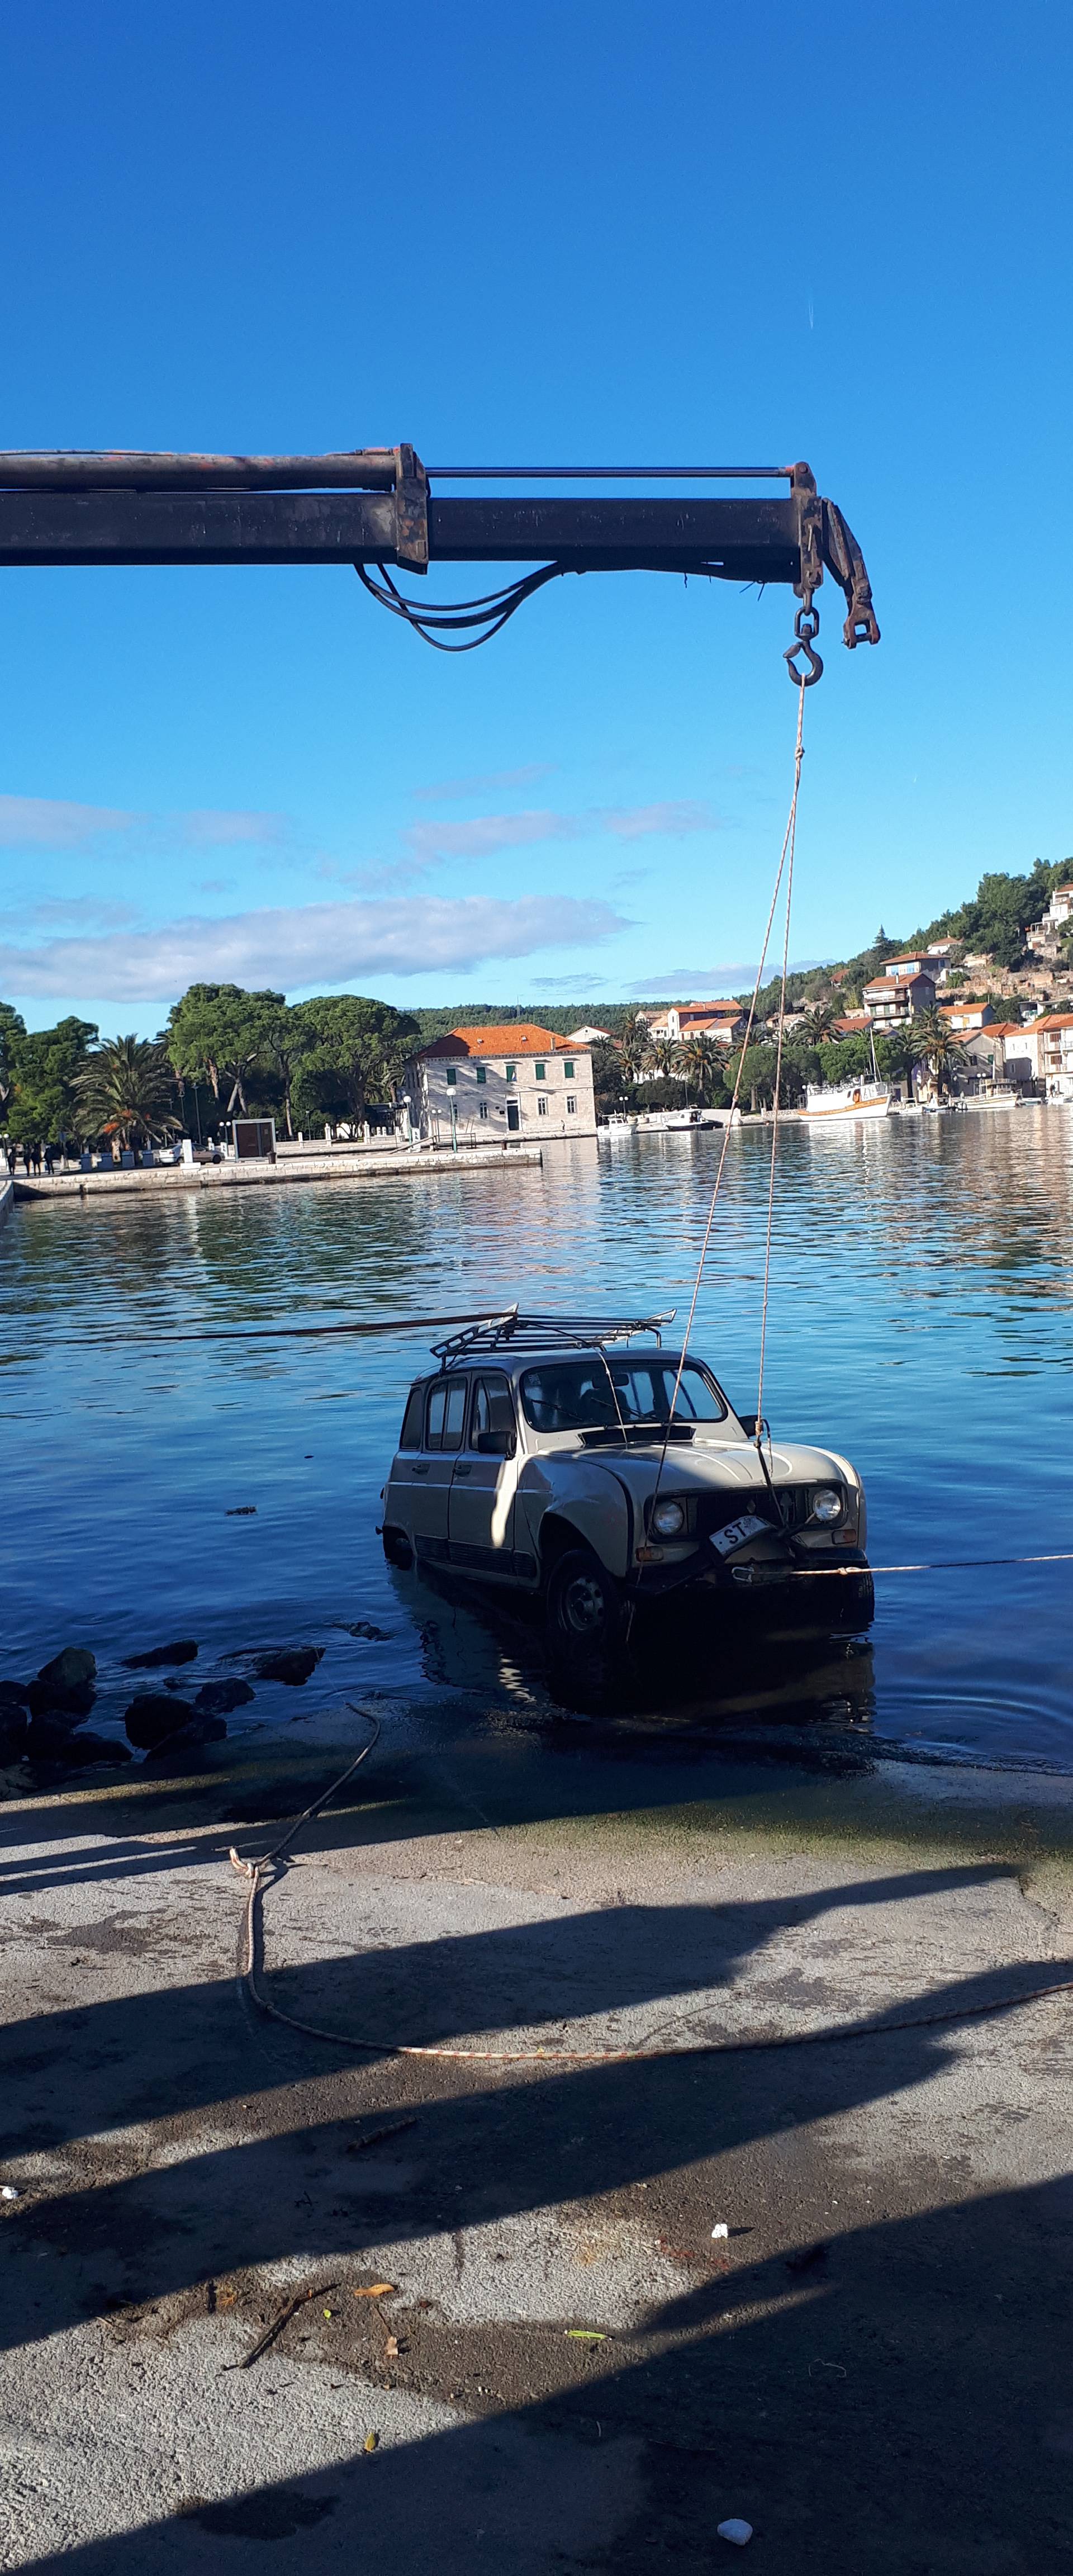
469,1374,516,1454
426,1376,468,1452
399,1385,425,1450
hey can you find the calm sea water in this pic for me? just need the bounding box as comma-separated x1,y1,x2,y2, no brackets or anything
4,1107,1073,1770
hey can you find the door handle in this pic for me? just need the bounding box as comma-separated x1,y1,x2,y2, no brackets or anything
412,1462,430,1476
453,1463,472,1477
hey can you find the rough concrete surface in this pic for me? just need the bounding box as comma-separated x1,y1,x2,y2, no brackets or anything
4,1710,1073,2572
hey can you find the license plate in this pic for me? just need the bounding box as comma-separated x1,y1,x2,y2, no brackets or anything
709,1513,771,1558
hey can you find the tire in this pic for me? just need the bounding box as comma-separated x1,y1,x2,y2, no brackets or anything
545,1547,629,1707
382,1525,414,1571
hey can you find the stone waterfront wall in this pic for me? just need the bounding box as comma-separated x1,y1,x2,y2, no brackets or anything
11,1142,544,1206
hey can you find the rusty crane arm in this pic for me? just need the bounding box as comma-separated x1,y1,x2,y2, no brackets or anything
0,448,879,653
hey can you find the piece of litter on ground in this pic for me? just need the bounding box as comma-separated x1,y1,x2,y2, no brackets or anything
353,2283,396,2299
323,2308,333,2319
565,2329,606,2341
711,2222,729,2239
1,2186,20,2201
717,2518,753,2545
383,2336,400,2359
364,2431,379,2454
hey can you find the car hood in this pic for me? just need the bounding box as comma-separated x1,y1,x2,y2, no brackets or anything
572,1439,854,1498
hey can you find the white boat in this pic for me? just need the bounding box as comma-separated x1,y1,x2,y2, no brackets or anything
597,1114,634,1137
804,1078,892,1124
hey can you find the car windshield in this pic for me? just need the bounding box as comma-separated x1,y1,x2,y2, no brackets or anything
519,1356,727,1433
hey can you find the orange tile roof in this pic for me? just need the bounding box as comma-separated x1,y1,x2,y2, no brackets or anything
419,1022,581,1060
1029,1014,1073,1032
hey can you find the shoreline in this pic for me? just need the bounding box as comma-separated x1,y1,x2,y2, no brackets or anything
7,1140,544,1205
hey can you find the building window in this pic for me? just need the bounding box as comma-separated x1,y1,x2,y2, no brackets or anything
537,1095,549,1116
563,1060,575,1079
478,1100,488,1120
505,1063,516,1083
566,1095,576,1115
476,1066,487,1085
446,1066,457,1088
535,1061,546,1081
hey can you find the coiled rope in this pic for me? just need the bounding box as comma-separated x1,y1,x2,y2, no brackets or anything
229,1708,1073,2064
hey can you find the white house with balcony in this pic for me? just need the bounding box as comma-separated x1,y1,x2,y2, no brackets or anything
862,968,936,1025
402,1024,597,1144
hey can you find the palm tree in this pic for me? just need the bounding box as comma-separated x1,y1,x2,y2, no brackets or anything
74,1036,182,1149
801,998,839,1046
619,1030,648,1087
910,1005,964,1100
681,1033,719,1103
649,1036,679,1082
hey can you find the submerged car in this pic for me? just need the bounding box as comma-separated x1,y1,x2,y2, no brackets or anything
381,1310,873,1690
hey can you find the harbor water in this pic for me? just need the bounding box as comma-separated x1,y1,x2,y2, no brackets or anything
4,1104,1073,1770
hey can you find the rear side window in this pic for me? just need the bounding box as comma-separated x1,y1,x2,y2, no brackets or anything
426,1377,468,1452
469,1374,516,1453
399,1385,425,1450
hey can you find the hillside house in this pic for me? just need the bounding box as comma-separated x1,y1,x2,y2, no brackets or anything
862,969,936,1025
637,1001,745,1046
402,1024,596,1143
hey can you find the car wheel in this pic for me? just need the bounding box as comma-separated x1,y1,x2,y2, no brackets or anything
545,1548,628,1705
382,1526,414,1570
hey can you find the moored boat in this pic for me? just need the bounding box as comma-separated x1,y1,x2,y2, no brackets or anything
803,1077,891,1123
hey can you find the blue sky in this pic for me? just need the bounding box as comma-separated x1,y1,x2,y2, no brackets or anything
1,0,1070,1036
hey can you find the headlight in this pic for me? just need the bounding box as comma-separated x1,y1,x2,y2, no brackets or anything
652,1498,687,1538
810,1486,844,1524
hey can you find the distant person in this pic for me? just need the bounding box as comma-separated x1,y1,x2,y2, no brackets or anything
20,1141,31,1175
31,1140,42,1175
4,1143,13,1175
43,1143,55,1175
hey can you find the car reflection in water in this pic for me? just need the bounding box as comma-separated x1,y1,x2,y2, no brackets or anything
388,1553,879,1763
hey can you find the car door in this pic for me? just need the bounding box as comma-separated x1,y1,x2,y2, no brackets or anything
413,1374,468,1561
449,1372,520,1575
383,1379,429,1545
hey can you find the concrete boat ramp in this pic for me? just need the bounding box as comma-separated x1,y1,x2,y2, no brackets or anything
3,1711,1073,2573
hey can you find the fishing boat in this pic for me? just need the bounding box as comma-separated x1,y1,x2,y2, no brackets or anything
803,1077,891,1123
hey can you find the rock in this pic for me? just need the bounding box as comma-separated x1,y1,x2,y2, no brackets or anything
194,1679,254,1715
254,1646,324,1687
30,1647,97,1718
143,1714,227,1764
342,1621,390,1642
38,1646,96,1692
61,1732,134,1768
124,1693,193,1750
121,1640,199,1670
26,1677,96,1721
26,1715,83,1760
716,2523,753,2548
0,1680,31,1713
0,1712,29,1762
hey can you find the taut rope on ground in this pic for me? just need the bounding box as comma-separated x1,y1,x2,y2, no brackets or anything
229,1708,1073,2067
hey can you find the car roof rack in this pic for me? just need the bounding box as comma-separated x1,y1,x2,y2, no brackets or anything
430,1307,677,1363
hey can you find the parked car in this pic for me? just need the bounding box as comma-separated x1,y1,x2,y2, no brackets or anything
380,1311,873,1696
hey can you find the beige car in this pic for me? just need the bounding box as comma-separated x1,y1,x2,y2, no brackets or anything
381,1311,873,1687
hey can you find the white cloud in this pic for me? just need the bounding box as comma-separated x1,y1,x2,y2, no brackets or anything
406,799,722,864
0,897,139,932
412,764,555,801
601,801,719,840
632,957,830,996
0,795,139,847
0,894,628,1002
174,810,287,847
0,795,288,852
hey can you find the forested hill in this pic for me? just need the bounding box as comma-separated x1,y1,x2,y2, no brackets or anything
415,857,1073,1034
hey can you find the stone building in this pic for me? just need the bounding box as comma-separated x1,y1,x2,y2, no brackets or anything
402,1024,597,1144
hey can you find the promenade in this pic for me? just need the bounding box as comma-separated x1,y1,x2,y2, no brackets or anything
8,1140,543,1206
3,1719,1073,2572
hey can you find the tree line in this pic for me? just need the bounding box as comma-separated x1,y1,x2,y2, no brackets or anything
591,1002,968,1115
0,986,419,1148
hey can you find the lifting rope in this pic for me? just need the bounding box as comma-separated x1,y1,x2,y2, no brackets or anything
650,645,809,1516
230,1710,1073,2065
